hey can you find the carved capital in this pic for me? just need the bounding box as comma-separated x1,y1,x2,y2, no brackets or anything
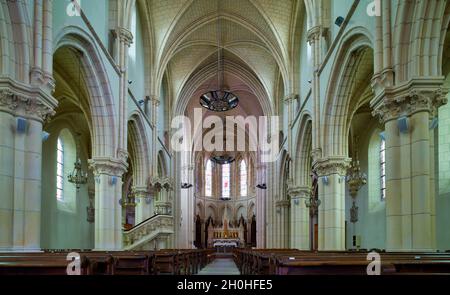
0,89,56,122
117,148,129,163
88,157,128,177
314,157,351,177
307,26,322,44
116,27,133,46
287,185,310,199
371,79,448,123
275,200,290,208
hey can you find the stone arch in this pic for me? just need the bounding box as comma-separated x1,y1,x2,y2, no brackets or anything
247,201,256,220
54,27,117,158
206,203,218,222
294,112,313,187
196,201,205,220
394,0,448,82
322,28,374,157
127,112,150,187
0,0,31,82
157,150,168,177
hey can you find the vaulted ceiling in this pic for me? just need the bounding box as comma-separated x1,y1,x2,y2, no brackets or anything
138,0,306,116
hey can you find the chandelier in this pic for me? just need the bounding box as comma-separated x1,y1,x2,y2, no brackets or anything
346,140,367,223
210,155,235,165
305,171,320,216
199,1,239,112
68,159,88,190
119,191,137,208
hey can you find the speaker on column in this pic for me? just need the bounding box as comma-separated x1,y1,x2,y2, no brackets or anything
16,117,27,134
397,116,409,133
430,117,439,130
321,176,328,185
42,131,50,141
110,176,117,185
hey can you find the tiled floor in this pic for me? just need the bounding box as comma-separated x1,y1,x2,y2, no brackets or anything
197,258,241,275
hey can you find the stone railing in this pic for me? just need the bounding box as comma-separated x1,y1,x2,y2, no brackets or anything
123,214,174,250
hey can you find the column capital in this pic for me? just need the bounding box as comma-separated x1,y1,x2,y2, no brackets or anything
0,82,57,122
313,156,351,177
132,186,150,198
115,27,134,46
88,157,128,177
287,185,310,198
307,26,322,44
150,95,160,106
275,200,290,208
371,78,448,123
283,93,299,104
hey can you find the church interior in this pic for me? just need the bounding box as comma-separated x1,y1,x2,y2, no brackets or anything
2,0,450,276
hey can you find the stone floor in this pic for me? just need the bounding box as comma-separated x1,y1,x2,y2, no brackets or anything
197,258,241,275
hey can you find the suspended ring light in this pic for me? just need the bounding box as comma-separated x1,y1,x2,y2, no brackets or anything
200,90,239,112
210,155,235,165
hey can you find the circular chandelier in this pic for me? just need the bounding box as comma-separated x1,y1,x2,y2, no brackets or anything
210,155,235,165
199,0,239,112
200,90,238,112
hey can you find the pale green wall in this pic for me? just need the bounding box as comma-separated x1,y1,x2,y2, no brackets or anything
345,123,386,250
41,122,94,250
128,6,146,107
437,97,450,250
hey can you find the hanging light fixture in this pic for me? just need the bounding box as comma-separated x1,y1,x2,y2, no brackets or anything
68,159,88,190
210,154,235,165
305,171,320,216
67,52,88,191
199,0,239,112
119,190,137,208
346,135,367,223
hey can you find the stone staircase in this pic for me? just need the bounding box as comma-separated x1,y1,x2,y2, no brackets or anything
123,214,174,250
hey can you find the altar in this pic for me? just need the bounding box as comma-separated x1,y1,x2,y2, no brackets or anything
207,205,244,250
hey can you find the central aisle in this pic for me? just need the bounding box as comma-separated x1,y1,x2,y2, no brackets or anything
197,258,241,275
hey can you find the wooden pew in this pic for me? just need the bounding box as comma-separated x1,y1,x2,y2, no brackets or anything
0,253,90,275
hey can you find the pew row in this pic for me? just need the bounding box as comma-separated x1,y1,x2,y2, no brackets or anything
0,249,212,275
234,249,450,275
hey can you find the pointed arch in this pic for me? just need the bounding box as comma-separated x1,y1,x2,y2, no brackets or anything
294,112,313,187
0,0,31,82
322,28,374,157
54,27,117,157
127,112,150,187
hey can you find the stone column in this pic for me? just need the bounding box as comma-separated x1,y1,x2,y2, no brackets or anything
115,28,133,159
256,164,266,248
288,186,310,249
89,158,127,250
307,26,323,157
0,88,56,251
314,157,350,251
372,81,447,251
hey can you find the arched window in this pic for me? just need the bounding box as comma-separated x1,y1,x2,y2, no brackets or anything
222,163,231,199
240,160,247,196
56,129,77,212
205,159,212,197
380,138,386,200
56,137,64,201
